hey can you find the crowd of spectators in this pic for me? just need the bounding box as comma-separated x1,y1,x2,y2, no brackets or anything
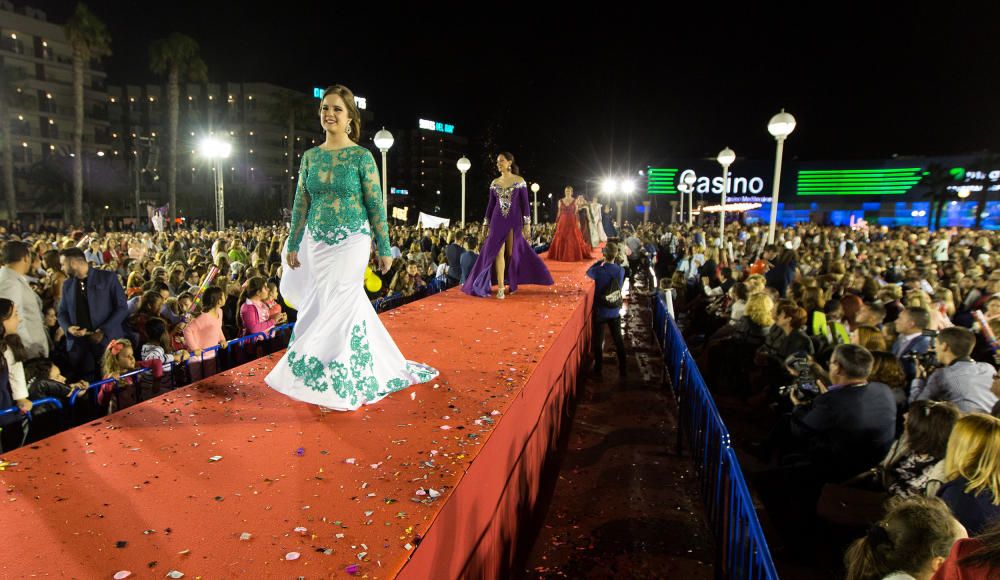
0,218,524,451
649,220,1000,577
5,214,1000,577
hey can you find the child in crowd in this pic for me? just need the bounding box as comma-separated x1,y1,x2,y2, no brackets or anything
25,359,89,407
264,281,282,321
141,317,192,367
99,339,162,414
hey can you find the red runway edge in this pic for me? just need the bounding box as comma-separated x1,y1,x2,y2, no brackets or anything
0,255,594,579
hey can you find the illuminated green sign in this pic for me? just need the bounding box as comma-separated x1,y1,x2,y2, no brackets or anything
647,168,678,195
795,168,924,196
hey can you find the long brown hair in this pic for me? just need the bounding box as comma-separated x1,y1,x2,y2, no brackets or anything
237,276,267,333
321,85,361,144
0,299,26,365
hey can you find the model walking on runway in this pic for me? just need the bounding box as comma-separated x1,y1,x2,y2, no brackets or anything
265,84,438,411
547,186,592,262
462,152,553,299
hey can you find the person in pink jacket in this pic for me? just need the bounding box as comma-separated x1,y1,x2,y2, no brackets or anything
238,277,286,337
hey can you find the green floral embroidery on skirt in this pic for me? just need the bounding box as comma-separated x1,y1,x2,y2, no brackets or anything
286,321,415,404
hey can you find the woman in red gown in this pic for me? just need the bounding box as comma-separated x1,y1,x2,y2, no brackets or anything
548,186,593,262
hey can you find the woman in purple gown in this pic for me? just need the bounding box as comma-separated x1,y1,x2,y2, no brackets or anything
462,152,554,299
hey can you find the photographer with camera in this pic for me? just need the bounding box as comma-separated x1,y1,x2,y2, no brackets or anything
892,306,934,385
587,242,626,377
788,344,897,484
909,326,998,414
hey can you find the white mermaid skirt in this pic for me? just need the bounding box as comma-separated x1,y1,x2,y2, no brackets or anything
265,229,438,411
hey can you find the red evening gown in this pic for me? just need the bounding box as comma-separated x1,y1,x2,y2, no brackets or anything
548,199,593,262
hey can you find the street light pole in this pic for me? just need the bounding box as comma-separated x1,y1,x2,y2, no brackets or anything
199,137,232,231
457,156,471,227
717,147,735,239
530,182,540,225
622,179,635,228
681,171,697,227
374,128,394,212
767,109,796,244
215,158,225,231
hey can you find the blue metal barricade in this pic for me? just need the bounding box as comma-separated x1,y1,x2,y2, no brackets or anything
653,292,778,580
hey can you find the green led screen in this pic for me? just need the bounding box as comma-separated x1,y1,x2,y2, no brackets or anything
795,168,925,196
647,168,679,195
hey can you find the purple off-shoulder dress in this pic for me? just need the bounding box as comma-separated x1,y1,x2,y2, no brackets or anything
462,180,554,297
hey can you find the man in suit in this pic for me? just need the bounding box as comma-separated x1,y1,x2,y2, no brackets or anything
789,344,896,484
459,238,480,286
444,232,466,286
892,306,933,385
57,247,129,381
0,241,47,359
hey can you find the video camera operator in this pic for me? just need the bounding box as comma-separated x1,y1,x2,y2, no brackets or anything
892,306,934,385
788,344,897,484
909,326,998,414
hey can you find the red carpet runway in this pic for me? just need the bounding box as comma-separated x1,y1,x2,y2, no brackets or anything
0,255,594,579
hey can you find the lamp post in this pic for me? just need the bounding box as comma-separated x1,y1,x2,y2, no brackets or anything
374,128,394,211
717,147,735,239
622,179,635,227
198,137,232,231
456,156,471,227
766,109,796,244
602,178,620,228
682,171,697,226
678,182,692,225
530,182,540,225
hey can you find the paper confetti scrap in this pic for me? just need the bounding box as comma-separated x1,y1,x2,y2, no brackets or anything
208,456,223,462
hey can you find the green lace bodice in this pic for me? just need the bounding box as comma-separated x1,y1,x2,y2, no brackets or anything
287,145,391,257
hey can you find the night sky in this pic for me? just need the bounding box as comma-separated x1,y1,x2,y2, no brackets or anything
36,1,1000,190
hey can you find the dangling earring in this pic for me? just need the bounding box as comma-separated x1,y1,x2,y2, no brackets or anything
345,125,352,135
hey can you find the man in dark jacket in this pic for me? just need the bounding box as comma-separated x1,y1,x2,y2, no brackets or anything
444,232,466,286
57,247,130,381
789,343,896,483
587,243,626,377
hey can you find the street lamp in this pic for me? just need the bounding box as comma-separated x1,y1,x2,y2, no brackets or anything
682,170,697,226
622,179,635,226
602,178,621,228
766,109,796,244
373,128,394,210
198,137,232,230
530,182,540,225
717,147,735,238
456,156,471,226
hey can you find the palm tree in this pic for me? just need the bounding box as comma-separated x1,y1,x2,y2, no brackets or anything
265,90,314,207
0,66,27,222
150,33,207,223
918,163,959,231
65,3,111,226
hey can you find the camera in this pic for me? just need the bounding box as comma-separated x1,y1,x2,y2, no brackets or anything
778,352,821,402
902,329,939,370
